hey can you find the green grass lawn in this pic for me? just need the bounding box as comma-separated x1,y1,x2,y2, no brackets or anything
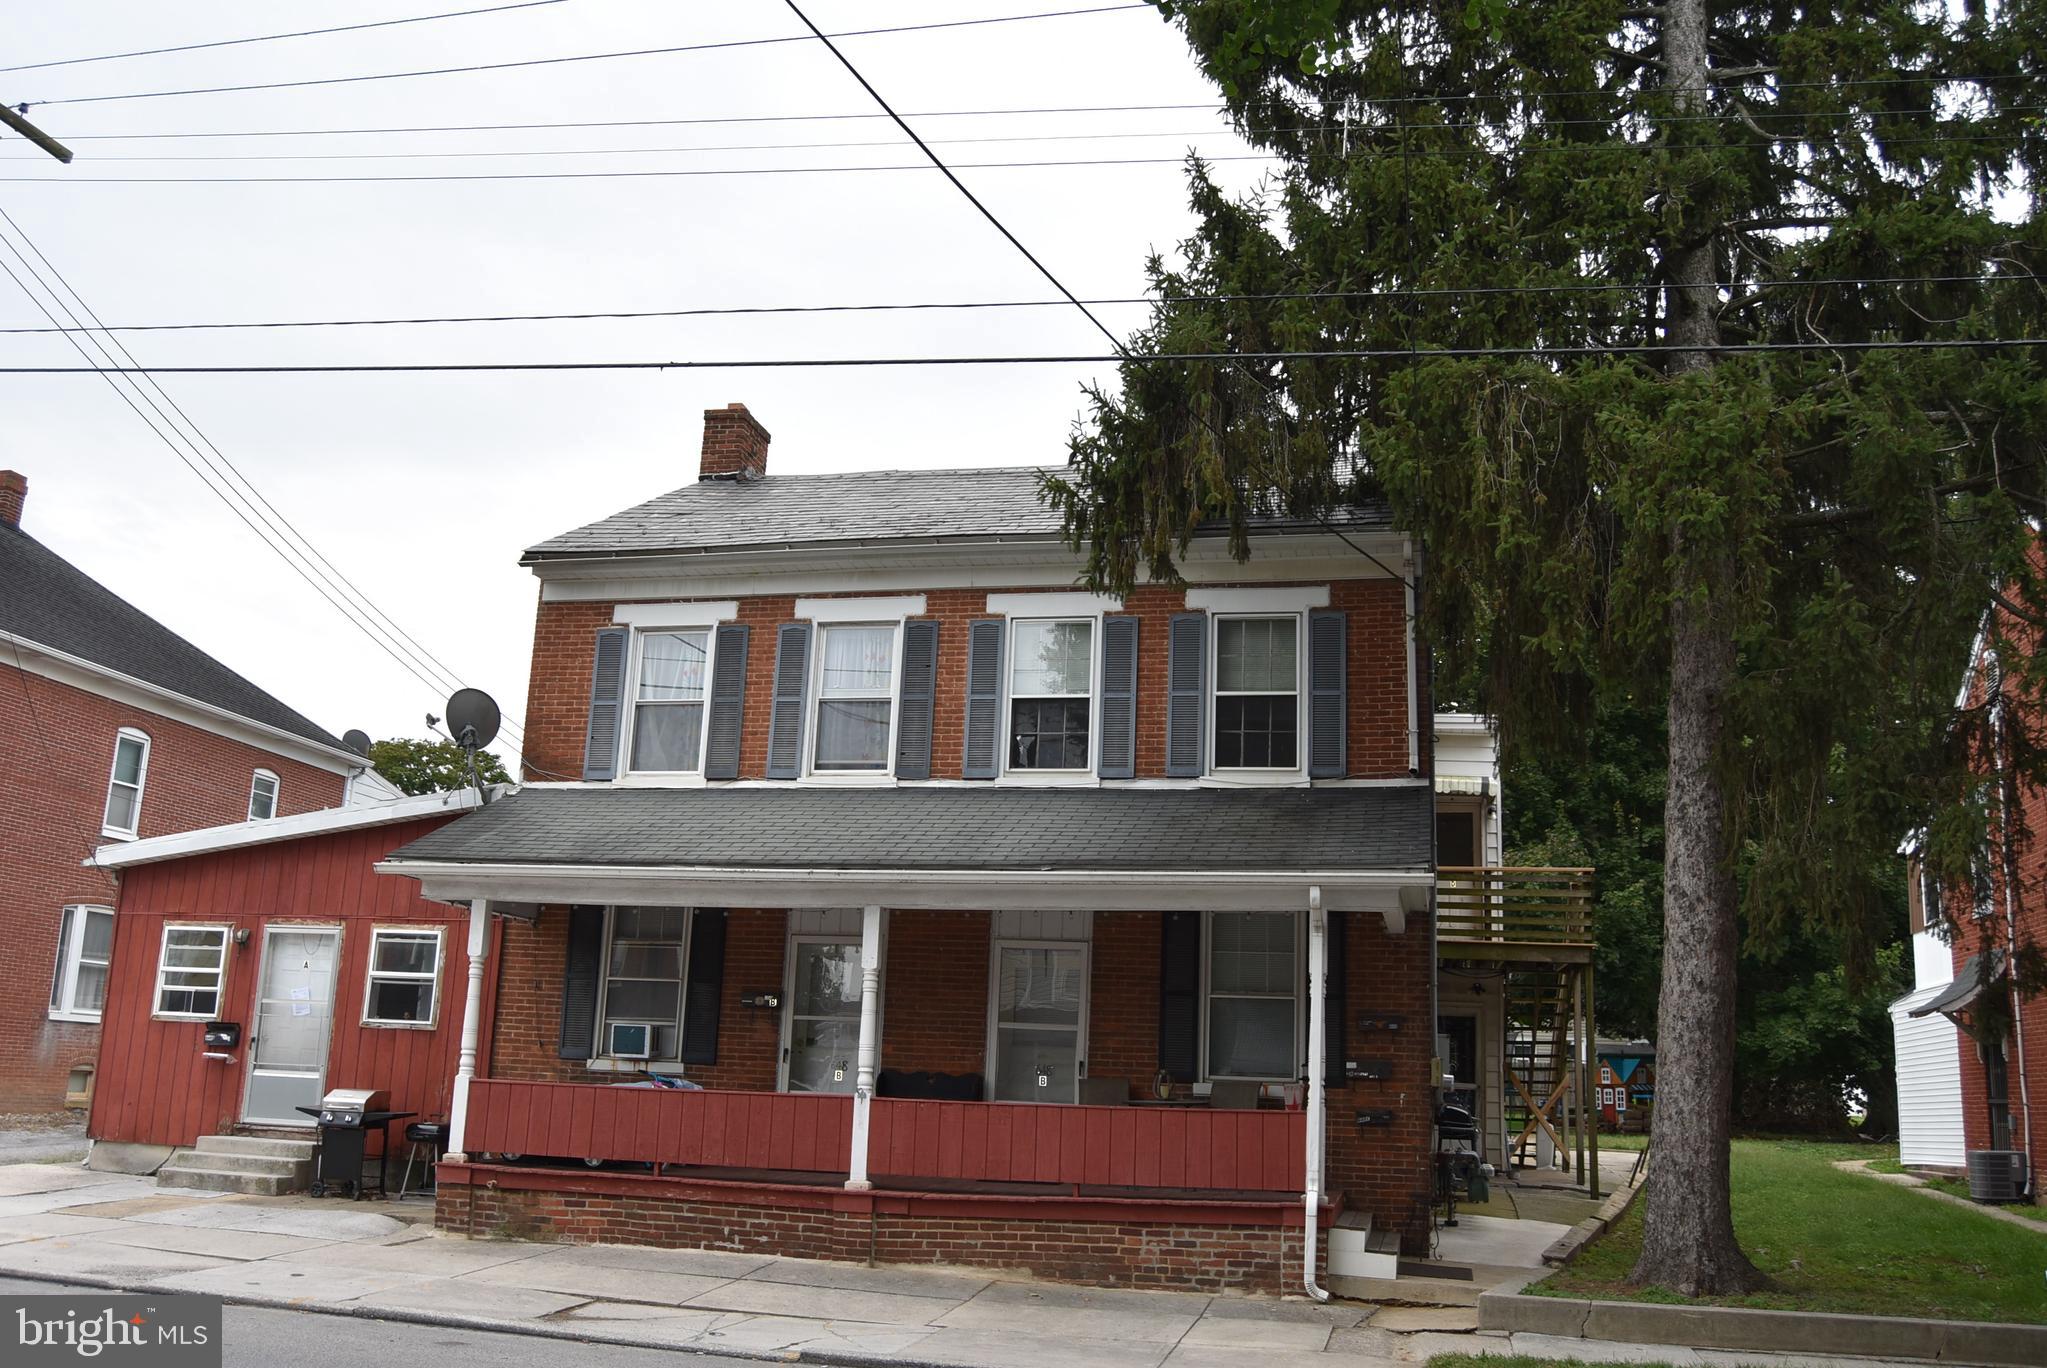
1865,1158,2047,1226
1533,1139,2047,1324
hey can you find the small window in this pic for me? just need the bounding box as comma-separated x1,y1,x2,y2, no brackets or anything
153,924,229,1018
600,906,692,1061
248,769,279,821
629,629,711,773
1213,617,1299,770
363,927,442,1026
1008,619,1093,771
49,905,114,1022
102,728,150,838
812,624,896,772
1206,911,1299,1080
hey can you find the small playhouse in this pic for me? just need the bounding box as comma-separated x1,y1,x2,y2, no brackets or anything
1595,1039,1655,1129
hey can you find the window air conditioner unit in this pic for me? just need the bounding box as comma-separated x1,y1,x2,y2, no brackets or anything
606,1022,655,1060
1965,1149,2029,1203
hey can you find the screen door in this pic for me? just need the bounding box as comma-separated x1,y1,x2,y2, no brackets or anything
782,939,862,1093
242,926,340,1124
990,943,1087,1103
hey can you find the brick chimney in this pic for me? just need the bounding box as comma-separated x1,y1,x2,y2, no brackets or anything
698,403,770,482
0,471,24,529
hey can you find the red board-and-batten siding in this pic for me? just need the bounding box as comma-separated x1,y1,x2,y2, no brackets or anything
89,815,468,1149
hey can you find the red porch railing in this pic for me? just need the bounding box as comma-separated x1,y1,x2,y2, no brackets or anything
464,1079,852,1173
868,1099,1305,1193
460,1080,1306,1194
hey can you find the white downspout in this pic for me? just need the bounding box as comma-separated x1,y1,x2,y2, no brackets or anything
1303,885,1331,1302
444,897,491,1162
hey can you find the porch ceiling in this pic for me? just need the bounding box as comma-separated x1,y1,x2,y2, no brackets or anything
377,784,1434,915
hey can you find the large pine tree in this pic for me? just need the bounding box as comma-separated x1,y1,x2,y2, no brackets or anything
1049,0,2045,1292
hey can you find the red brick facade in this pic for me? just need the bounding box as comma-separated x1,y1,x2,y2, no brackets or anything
0,666,348,1111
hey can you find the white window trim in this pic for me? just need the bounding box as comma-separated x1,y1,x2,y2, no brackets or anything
985,592,1123,617
794,594,926,624
1207,613,1307,779
361,925,445,1029
619,625,720,783
777,931,865,1093
152,922,232,1021
49,904,113,1023
1185,585,1329,614
101,727,150,840
802,620,903,784
984,937,1092,1103
591,907,692,1069
249,769,280,821
1000,614,1104,781
1198,910,1306,1084
611,600,739,628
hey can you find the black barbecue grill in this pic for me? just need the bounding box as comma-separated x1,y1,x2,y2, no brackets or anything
297,1088,415,1199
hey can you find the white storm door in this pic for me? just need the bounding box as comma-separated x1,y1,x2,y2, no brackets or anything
780,938,863,1093
242,927,340,1124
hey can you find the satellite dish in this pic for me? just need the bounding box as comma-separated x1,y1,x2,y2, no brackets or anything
444,688,501,751
341,729,372,758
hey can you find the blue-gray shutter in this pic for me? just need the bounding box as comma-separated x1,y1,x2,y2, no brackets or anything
894,620,939,779
765,623,811,780
582,626,629,781
962,618,1004,779
703,623,750,780
680,910,726,1066
1308,609,1348,778
558,906,605,1060
1098,614,1139,779
1324,909,1349,1080
1164,612,1206,777
1158,910,1201,1083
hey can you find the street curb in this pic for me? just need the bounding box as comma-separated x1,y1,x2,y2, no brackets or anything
1478,1282,2047,1367
1541,1163,1648,1265
0,1266,965,1368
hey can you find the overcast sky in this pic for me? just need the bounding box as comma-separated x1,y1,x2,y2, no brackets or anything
1,1,1267,775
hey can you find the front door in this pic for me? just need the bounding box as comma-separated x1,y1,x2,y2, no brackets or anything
242,926,341,1125
989,943,1088,1103
781,938,862,1093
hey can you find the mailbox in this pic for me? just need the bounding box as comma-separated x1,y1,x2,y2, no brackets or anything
202,1021,241,1049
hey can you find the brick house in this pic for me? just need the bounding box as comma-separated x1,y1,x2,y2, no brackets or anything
379,404,1445,1294
0,470,376,1112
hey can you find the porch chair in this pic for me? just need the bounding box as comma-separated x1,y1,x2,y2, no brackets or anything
1208,1080,1262,1110
1079,1077,1129,1106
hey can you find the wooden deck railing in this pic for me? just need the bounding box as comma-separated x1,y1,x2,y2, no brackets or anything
460,1079,1306,1193
1437,866,1595,947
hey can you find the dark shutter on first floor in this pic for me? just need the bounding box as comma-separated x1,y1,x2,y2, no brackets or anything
1165,612,1207,777
680,909,727,1066
1098,614,1138,779
582,627,630,781
1324,909,1349,1080
702,623,750,779
962,618,1004,779
1159,910,1201,1083
894,619,939,779
558,906,605,1060
1308,610,1348,778
765,623,811,779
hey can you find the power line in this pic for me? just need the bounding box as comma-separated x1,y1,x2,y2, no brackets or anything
0,154,1274,184
0,208,527,756
20,4,1151,108
0,1,569,75
2,275,2032,336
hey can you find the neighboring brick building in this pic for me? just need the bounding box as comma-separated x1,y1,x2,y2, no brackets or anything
0,471,375,1112
381,405,1444,1294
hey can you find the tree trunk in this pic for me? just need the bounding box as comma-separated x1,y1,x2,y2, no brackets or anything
1627,0,1768,1295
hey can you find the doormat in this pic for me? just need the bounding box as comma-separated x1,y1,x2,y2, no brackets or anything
1397,1261,1475,1281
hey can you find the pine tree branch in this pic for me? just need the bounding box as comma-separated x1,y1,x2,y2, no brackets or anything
1776,468,2032,529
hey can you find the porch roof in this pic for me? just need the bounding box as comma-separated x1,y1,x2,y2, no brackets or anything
379,783,1434,917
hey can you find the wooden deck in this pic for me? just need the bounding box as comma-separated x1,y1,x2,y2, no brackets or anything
1437,865,1595,963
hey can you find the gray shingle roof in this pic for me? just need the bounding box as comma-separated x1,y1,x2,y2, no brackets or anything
524,466,1393,561
384,784,1433,872
0,522,346,752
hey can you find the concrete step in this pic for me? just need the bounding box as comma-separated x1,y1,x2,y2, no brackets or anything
155,1162,299,1197
173,1149,312,1180
192,1134,315,1161
1326,1210,1401,1280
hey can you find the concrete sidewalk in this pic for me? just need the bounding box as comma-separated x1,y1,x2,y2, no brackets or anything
0,1163,1969,1368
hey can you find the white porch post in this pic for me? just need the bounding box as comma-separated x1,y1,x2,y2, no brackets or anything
444,898,491,1163
846,903,884,1191
1303,885,1331,1302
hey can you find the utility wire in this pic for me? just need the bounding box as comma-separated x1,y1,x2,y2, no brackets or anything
20,5,1151,108
1,276,2030,335
0,208,527,756
0,154,1275,183
0,2,569,75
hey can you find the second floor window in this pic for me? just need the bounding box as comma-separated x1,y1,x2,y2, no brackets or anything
1009,619,1093,771
1213,616,1299,771
102,728,150,838
248,769,279,820
630,629,711,773
813,624,895,772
